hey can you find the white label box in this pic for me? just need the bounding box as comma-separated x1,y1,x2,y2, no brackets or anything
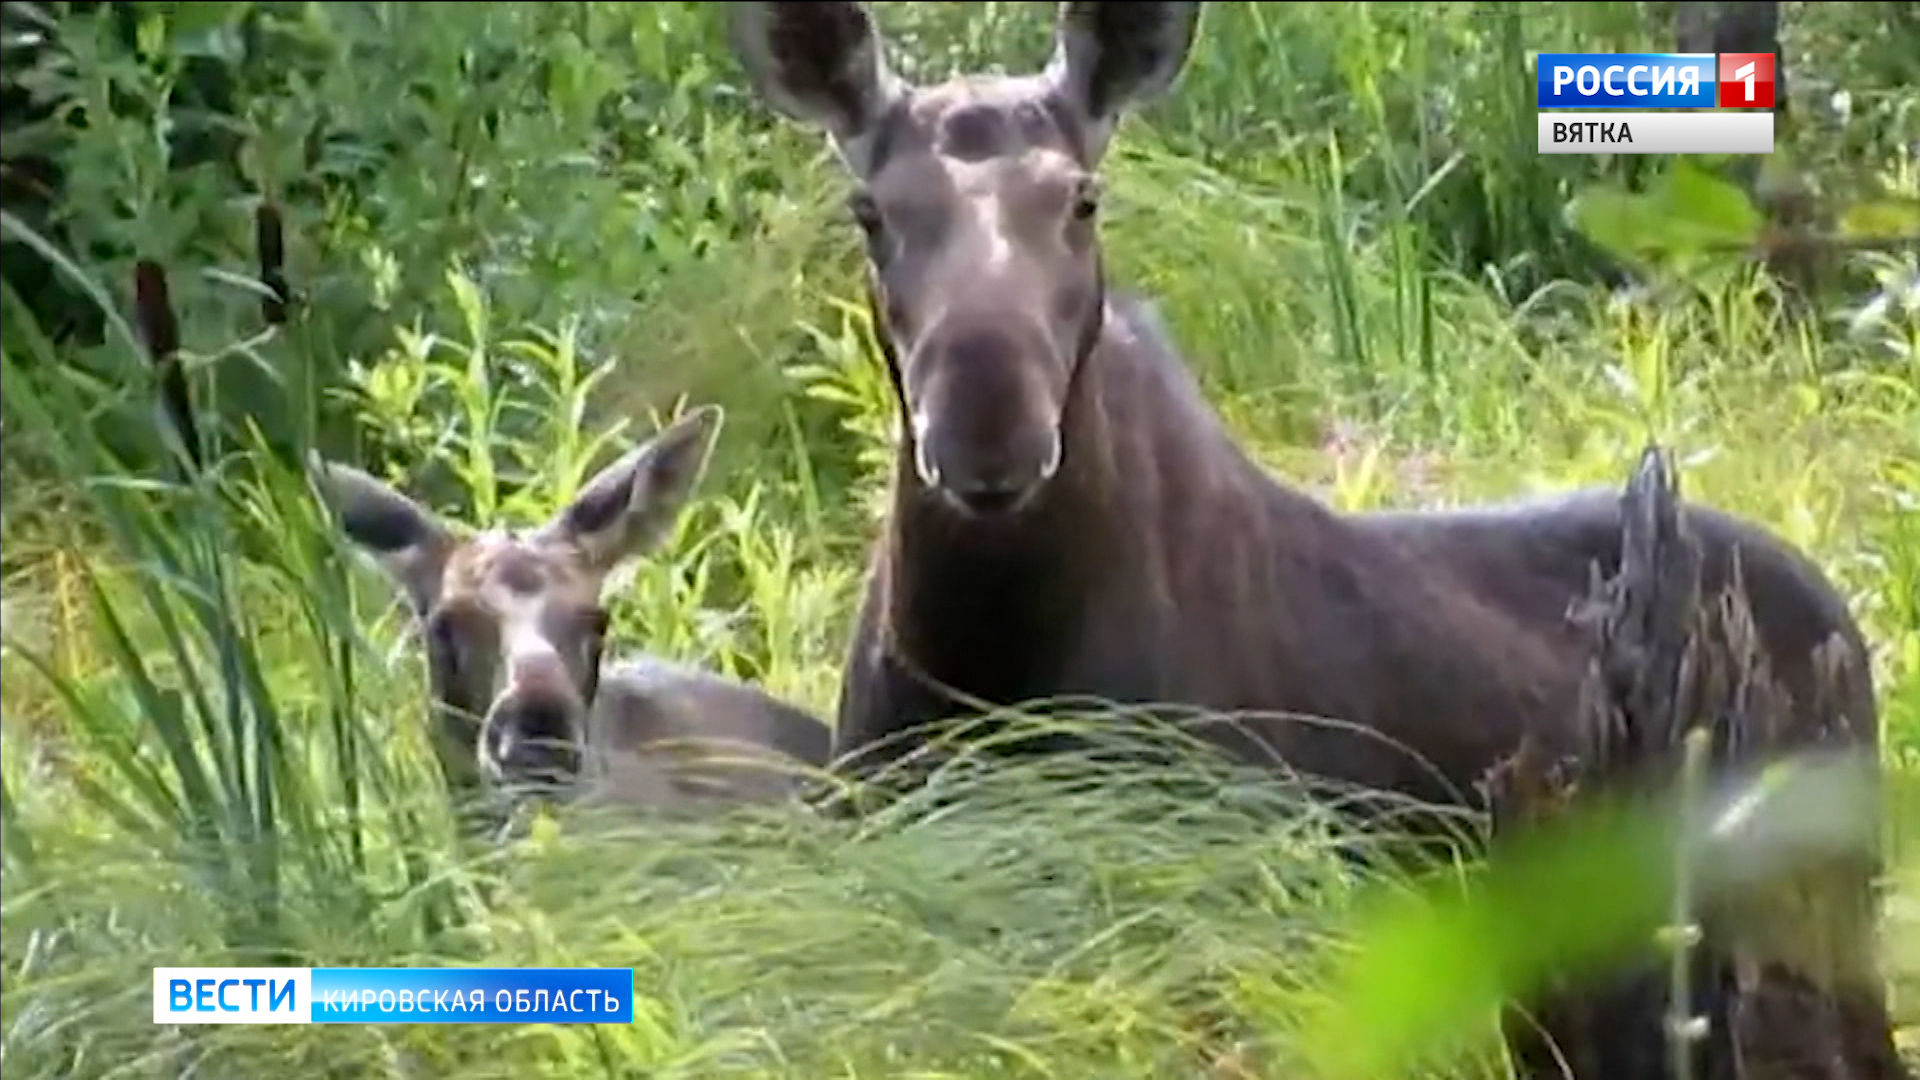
1537,112,1774,154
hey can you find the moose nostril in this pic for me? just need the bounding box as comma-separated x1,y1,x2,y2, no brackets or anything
515,698,573,742
950,478,1029,516
488,699,581,787
498,736,580,787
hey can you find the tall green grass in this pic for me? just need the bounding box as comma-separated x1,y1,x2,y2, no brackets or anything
3,2,1918,1077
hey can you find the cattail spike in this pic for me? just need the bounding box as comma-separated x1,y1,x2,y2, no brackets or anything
134,259,203,470
133,260,179,358
256,202,289,326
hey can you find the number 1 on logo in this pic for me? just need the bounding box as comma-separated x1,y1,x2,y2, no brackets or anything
1716,53,1776,109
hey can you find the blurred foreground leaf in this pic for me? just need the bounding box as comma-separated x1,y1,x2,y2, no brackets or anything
1297,751,1897,1079
1569,160,1764,273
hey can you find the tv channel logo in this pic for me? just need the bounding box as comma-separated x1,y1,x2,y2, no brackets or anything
1716,52,1777,109
1537,53,1718,109
153,968,309,1024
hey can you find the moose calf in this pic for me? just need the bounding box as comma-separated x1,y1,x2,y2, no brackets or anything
312,405,832,821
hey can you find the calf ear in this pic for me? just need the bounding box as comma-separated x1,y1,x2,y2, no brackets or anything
1043,1,1203,163
538,405,724,576
730,1,905,175
309,456,455,616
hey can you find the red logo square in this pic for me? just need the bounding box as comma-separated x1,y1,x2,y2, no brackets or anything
1717,53,1777,109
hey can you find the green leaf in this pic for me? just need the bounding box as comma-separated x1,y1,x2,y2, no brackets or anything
446,269,489,355
1296,753,1885,1079
1568,184,1667,265
1567,160,1764,272
147,1,254,38
1297,796,1670,1078
1662,160,1763,246
1839,199,1920,242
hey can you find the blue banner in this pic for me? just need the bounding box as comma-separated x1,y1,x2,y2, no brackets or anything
153,966,635,1024
1536,53,1718,109
310,967,634,1024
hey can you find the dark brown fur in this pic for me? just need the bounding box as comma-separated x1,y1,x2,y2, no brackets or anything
729,0,1880,835
846,299,1597,804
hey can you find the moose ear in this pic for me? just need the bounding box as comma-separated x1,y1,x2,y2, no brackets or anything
1043,1,1203,163
730,1,905,175
309,455,455,616
538,405,725,575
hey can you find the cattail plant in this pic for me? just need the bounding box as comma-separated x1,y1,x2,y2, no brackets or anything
132,258,202,474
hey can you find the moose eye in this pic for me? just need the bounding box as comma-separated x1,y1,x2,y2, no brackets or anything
425,607,464,673
1069,176,1103,223
848,189,898,269
578,607,611,668
848,188,884,236
427,608,456,650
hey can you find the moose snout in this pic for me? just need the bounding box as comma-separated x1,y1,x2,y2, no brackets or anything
919,429,1061,516
909,323,1065,517
481,695,583,789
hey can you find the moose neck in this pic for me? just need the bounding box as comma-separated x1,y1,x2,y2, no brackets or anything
881,304,1128,705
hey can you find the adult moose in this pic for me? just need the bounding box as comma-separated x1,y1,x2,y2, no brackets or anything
729,4,1902,1074
313,405,831,822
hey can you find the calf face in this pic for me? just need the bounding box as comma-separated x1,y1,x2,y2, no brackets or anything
313,406,722,793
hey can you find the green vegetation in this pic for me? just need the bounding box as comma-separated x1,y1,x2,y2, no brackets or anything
2,2,1915,1077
